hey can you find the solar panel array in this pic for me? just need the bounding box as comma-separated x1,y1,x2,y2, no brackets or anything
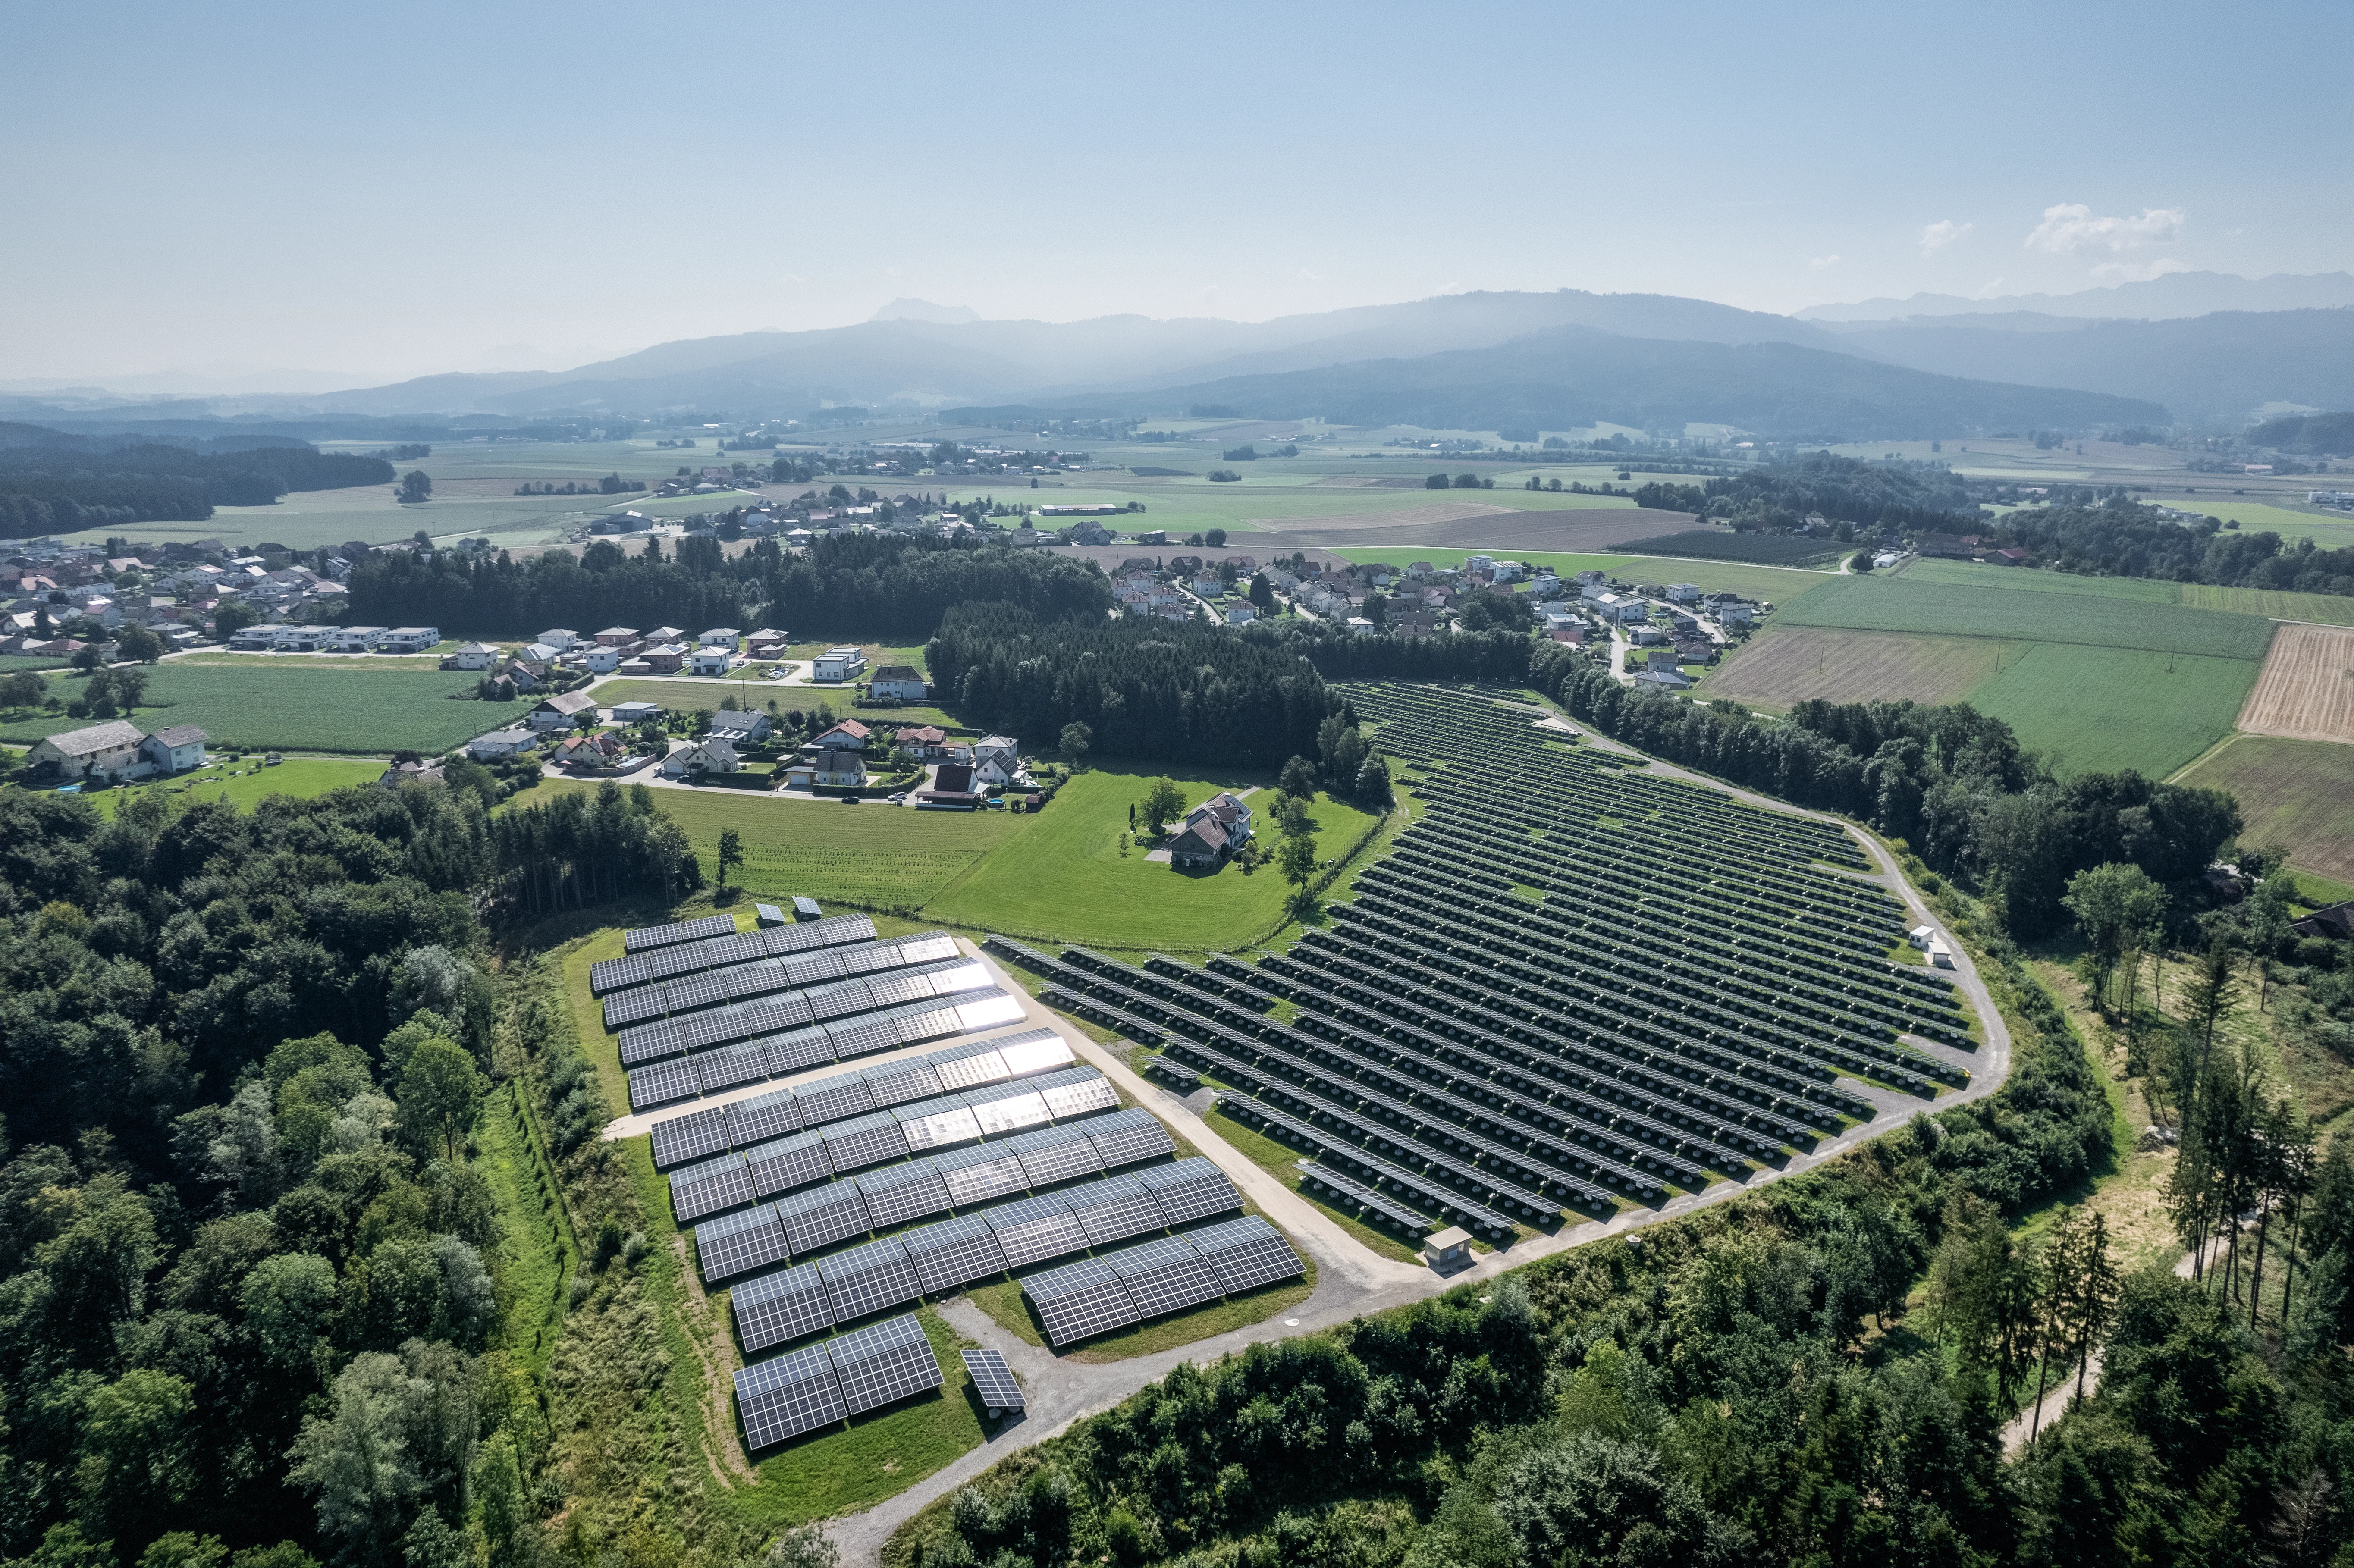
1020,1218,1304,1347
600,912,878,989
829,1313,944,1417
617,956,992,1063
622,913,737,954
731,1311,945,1450
961,1348,1023,1412
624,989,1031,1110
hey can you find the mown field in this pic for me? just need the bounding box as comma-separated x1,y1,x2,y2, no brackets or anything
1964,643,2262,778
85,756,384,816
0,665,495,753
1783,571,2277,659
2174,734,2354,887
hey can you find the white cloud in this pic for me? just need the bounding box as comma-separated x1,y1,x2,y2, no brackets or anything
1297,267,1326,282
1809,254,1841,271
1917,220,1971,256
1973,277,2009,299
2090,257,2191,284
2024,202,2185,254
778,273,807,285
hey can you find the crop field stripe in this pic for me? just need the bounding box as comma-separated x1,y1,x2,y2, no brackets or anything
1780,573,2276,660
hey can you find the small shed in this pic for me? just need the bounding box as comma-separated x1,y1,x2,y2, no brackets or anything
1425,1226,1474,1272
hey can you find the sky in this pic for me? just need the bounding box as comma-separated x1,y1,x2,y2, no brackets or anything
4,0,2350,387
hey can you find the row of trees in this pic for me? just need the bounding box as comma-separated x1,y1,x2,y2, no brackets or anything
0,440,392,530
1986,496,2354,598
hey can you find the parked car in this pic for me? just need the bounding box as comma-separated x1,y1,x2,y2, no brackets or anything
888,792,907,803
840,794,860,804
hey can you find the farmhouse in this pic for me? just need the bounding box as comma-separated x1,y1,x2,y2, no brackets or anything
138,725,210,776
869,664,929,701
25,720,156,782
529,690,601,730
1164,814,1229,869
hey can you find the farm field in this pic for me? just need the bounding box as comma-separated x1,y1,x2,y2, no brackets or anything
2175,735,2354,886
1963,643,2261,778
2237,622,2354,743
1903,558,2354,627
85,756,385,816
1701,628,2004,709
1780,571,2277,659
0,665,494,754
1330,548,1833,606
924,768,1379,950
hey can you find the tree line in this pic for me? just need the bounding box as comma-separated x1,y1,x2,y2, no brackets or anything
1984,497,2354,599
0,441,393,533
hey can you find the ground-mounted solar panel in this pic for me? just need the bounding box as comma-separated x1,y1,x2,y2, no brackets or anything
731,1262,835,1352
903,1212,1009,1294
817,1239,923,1323
728,1086,801,1146
1033,1067,1121,1121
626,1056,703,1111
743,1129,834,1198
714,957,783,1001
1066,1172,1169,1248
1081,1107,1177,1169
602,985,671,1029
961,1348,1023,1412
925,1142,1024,1207
734,1340,844,1449
965,1085,1052,1137
618,1019,688,1066
626,913,736,953
761,1026,836,1076
1296,1161,1429,1233
1023,1256,1140,1346
774,1182,873,1255
886,1004,966,1047
985,1193,1089,1268
820,1110,910,1173
928,1040,1013,1091
899,934,964,965
706,932,765,968
778,950,849,988
669,1153,756,1223
825,1015,900,1061
589,953,654,995
990,1028,1077,1077
895,1094,985,1154
826,1312,943,1417
860,1058,945,1108
1106,1233,1227,1318
1187,1215,1305,1295
955,993,1028,1034
863,971,935,1010
695,1204,791,1280
650,1104,735,1170
737,994,816,1038
804,979,876,1022
666,970,728,1013
695,1039,775,1094
1137,1158,1242,1226
792,1074,876,1128
1005,1122,1103,1188
854,1163,953,1229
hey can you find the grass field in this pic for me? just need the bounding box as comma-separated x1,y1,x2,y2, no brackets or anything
1964,643,2262,778
1783,572,2277,659
1903,558,2354,627
2175,735,2354,885
923,769,1379,950
1701,628,2004,710
85,756,384,816
0,665,496,754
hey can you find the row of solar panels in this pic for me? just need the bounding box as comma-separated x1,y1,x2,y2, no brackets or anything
734,1311,942,1450
623,912,738,953
726,1156,1240,1353
670,1065,1127,1224
619,956,1000,1065
649,1026,1077,1168
595,913,878,993
1023,1216,1304,1347
626,992,1031,1111
603,932,964,1029
692,1107,1184,1280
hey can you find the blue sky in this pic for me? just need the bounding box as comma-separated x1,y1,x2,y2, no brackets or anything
4,0,2348,383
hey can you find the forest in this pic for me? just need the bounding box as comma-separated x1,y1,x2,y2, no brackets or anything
1982,498,2354,598
0,436,393,534
1635,452,1978,534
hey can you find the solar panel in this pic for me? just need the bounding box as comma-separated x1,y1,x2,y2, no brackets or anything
728,1086,801,1145
618,1019,688,1067
805,979,877,1022
669,1154,756,1223
1137,1159,1242,1226
826,1312,943,1417
860,1058,945,1107
955,994,1028,1034
1296,1162,1428,1233
667,971,728,1013
1186,1216,1305,1295
706,933,765,968
816,1239,923,1323
1034,1068,1120,1121
744,1129,835,1198
965,1086,1052,1136
738,994,816,1036
896,1094,985,1154
1082,1107,1177,1169
928,1040,1011,1091
854,1163,953,1229
864,972,934,1009
1106,1234,1227,1318
932,1143,1031,1207
835,942,903,977
993,1029,1076,1076
923,959,997,997
650,1104,735,1170
1023,1256,1139,1346
602,986,670,1029
881,1004,960,1048
825,1016,900,1060
961,1348,1023,1412
626,1056,703,1111
792,1074,876,1127
626,913,736,953
731,1262,835,1352
590,953,653,994
794,897,826,919
1005,1123,1103,1188
695,1039,775,1094
779,950,848,987
774,1182,873,1255
734,1340,844,1448
821,1110,911,1173
1066,1172,1169,1247
985,1193,1090,1269
761,1026,836,1075
695,1204,791,1280
902,1212,1009,1294
896,935,963,965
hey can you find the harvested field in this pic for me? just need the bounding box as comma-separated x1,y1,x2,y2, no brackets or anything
2175,736,2354,884
1266,505,1704,552
1701,628,2002,709
2236,622,2354,743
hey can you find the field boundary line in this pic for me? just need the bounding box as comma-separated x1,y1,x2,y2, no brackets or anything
2164,731,2243,785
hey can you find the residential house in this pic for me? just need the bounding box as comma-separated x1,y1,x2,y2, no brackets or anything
1574,569,1607,586
811,719,870,751
1715,602,1757,628
1183,791,1253,846
1226,602,1259,624
377,759,446,789
466,728,542,761
1391,610,1437,638
813,646,866,682
1164,815,1229,869
917,761,984,808
1631,667,1693,690
380,626,440,652
893,725,954,758
1190,573,1225,598
137,725,209,776
1591,593,1648,624
594,626,640,647
325,626,385,653
228,623,298,651
699,627,741,649
639,643,687,673
1664,583,1701,603
644,626,686,646
662,738,741,778
1345,616,1375,636
784,746,865,788
687,647,733,676
528,690,601,730
577,644,622,673
1548,624,1587,646
708,709,773,743
869,665,928,702
446,641,498,671
972,735,1021,789
610,701,662,726
747,629,791,661
555,732,627,769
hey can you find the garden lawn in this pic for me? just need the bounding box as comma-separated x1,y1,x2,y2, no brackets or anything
0,665,492,754
87,756,385,816
920,769,1378,950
